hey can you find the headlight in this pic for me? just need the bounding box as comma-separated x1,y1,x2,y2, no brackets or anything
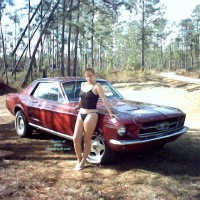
117,126,126,137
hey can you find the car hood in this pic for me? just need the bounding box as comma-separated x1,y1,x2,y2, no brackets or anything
97,99,185,123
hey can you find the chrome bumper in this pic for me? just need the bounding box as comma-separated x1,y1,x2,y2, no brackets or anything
109,126,189,146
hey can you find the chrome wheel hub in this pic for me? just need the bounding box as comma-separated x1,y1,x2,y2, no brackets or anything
87,135,105,163
16,116,25,134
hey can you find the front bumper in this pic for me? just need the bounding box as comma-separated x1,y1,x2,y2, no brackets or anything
109,126,189,146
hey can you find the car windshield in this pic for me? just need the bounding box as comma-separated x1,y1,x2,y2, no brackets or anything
62,80,123,102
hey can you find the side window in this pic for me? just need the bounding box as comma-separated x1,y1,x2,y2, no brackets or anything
101,83,114,97
62,81,82,101
63,82,75,93
32,82,63,102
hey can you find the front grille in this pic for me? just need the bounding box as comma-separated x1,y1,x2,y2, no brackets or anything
139,116,185,137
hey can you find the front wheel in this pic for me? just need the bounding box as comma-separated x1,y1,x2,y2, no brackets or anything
15,110,32,138
86,133,115,165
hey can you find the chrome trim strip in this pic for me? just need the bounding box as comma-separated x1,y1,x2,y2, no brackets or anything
110,126,189,146
29,123,73,140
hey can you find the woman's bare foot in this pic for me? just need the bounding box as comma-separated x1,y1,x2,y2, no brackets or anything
79,159,86,169
73,162,84,171
73,158,86,171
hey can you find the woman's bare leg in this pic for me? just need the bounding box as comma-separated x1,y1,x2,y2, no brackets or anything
73,113,84,167
79,113,98,169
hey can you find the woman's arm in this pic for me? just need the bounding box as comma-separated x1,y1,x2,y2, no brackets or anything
74,82,84,110
75,97,81,110
96,83,117,118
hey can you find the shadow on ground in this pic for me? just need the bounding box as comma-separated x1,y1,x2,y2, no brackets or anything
105,128,200,178
0,121,75,167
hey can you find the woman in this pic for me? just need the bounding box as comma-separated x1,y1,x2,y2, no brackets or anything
73,68,116,171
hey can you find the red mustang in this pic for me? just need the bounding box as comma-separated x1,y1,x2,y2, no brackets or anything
6,77,189,164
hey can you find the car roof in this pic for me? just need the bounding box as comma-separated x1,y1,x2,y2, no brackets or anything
36,77,106,83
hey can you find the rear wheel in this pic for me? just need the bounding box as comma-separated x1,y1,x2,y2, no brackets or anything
15,110,33,138
86,133,115,165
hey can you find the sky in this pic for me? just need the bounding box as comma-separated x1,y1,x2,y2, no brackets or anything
119,0,199,24
162,0,199,23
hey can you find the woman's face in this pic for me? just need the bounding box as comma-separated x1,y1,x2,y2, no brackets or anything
85,71,95,84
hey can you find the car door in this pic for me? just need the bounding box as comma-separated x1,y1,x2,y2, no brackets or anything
42,84,66,133
61,81,82,136
36,82,77,135
38,82,62,130
30,82,59,129
30,81,80,136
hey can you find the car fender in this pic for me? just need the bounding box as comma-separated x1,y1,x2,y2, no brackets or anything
14,104,24,115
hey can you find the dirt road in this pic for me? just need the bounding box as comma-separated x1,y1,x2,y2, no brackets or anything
114,73,200,129
160,72,200,84
0,74,200,199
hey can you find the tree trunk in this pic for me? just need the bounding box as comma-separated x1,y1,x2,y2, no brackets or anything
28,0,33,79
52,29,55,70
61,0,66,77
12,11,17,80
98,38,102,70
91,0,95,68
0,20,8,84
141,0,145,69
73,0,80,77
67,0,73,77
39,0,44,73
55,7,59,70
160,39,163,68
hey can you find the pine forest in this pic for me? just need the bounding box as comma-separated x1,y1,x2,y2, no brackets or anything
0,0,200,86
